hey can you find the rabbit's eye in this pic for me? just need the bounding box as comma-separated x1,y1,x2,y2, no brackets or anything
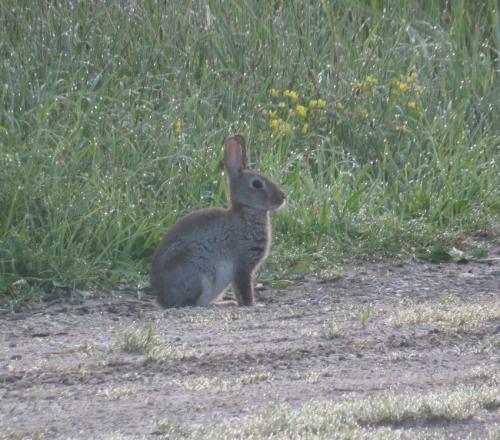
252,179,263,189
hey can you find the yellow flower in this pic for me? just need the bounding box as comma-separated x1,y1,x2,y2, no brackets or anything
365,75,379,87
269,118,292,135
295,105,307,118
269,119,281,131
268,110,278,119
174,119,182,135
406,71,417,84
301,123,308,134
335,101,345,111
355,106,368,118
269,118,291,134
336,119,343,126
284,89,299,103
393,80,409,93
352,76,378,93
308,99,326,110
415,85,423,95
270,88,279,98
407,100,416,109
278,101,286,109
351,80,364,92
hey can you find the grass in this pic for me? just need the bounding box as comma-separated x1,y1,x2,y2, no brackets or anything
321,321,347,339
114,324,190,362
469,365,500,385
388,296,500,330
388,350,422,362
1,0,499,302
474,334,500,353
292,369,336,384
172,376,236,393
117,325,161,355
149,384,500,439
97,385,136,401
171,371,271,393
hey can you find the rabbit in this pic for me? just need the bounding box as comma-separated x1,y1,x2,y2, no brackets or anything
151,134,286,308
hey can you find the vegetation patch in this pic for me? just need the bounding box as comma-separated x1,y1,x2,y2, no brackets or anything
321,321,348,339
171,371,272,393
155,384,500,439
0,1,498,301
114,325,191,362
97,385,136,401
388,297,500,330
474,334,500,354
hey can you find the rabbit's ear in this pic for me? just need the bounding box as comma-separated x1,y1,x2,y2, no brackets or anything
224,135,246,178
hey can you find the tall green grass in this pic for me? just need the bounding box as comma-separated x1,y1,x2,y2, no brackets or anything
1,1,499,301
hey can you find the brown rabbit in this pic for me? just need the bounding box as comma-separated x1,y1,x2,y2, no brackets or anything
151,135,286,307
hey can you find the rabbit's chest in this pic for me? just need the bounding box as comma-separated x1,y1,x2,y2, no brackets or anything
241,227,271,265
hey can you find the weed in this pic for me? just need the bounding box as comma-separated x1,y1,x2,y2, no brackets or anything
115,325,188,362
388,298,500,330
97,386,136,400
474,334,500,354
388,351,422,362
172,376,235,393
154,419,189,438
321,321,347,339
172,371,271,393
469,366,500,386
300,328,317,337
118,325,159,355
357,305,374,328
293,369,336,384
187,384,500,439
240,371,271,384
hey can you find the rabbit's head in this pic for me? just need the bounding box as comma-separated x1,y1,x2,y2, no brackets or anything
224,135,286,211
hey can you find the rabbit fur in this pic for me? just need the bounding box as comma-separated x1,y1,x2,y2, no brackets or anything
151,135,286,307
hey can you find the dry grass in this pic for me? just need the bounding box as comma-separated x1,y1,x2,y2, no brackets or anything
474,334,500,354
321,321,348,339
114,325,193,362
151,383,499,439
388,297,500,330
171,371,272,393
97,385,137,400
292,369,336,384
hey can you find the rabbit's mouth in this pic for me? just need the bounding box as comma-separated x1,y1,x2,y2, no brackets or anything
271,200,286,210
271,191,286,210
268,199,286,211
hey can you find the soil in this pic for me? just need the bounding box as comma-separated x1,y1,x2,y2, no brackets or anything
1,246,499,439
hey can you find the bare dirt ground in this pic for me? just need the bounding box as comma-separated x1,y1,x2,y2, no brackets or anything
1,245,499,439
